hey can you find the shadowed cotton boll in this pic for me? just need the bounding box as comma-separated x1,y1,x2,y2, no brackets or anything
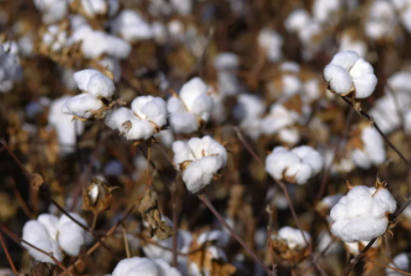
112,257,182,276
34,0,68,24
172,136,227,193
275,226,310,250
330,185,396,242
257,28,283,62
386,253,410,276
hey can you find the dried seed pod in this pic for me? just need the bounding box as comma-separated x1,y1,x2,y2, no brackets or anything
82,178,117,214
138,190,172,240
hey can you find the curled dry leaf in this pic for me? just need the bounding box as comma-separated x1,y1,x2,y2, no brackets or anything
138,189,172,239
30,173,44,190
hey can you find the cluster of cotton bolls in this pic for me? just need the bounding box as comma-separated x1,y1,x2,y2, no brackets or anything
0,43,22,92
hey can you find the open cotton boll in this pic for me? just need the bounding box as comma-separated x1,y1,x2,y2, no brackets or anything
81,0,107,17
125,117,155,141
69,25,131,59
179,77,211,113
387,253,410,276
233,94,265,121
351,126,386,169
312,0,341,24
42,25,67,52
48,96,85,154
284,9,311,33
170,0,192,15
339,34,367,58
275,226,310,250
387,71,411,94
58,213,88,256
153,259,182,276
330,185,396,242
173,136,227,193
257,28,283,62
34,0,68,23
214,53,239,71
86,73,116,100
260,103,298,136
62,94,103,119
111,10,153,41
131,96,168,128
324,51,377,99
265,146,323,185
105,107,135,133
22,220,63,263
168,111,199,134
112,257,159,276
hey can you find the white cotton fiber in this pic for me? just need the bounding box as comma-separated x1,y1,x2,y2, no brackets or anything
131,96,168,128
62,94,103,118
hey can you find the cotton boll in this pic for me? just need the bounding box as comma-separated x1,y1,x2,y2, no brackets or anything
37,214,59,241
388,71,411,93
261,104,297,135
170,0,192,15
278,128,300,145
153,259,182,276
233,94,265,121
48,96,85,154
214,53,239,71
280,62,301,73
257,28,283,62
282,75,303,98
111,10,153,41
125,117,155,141
179,77,209,112
291,146,323,175
339,34,367,58
312,0,341,23
266,147,299,179
99,57,122,82
58,213,88,256
387,253,410,276
22,220,63,263
217,71,241,97
73,69,102,91
87,73,116,100
349,58,377,98
284,9,311,33
277,226,310,250
324,64,353,95
330,185,396,242
34,0,68,24
62,94,103,118
105,107,135,133
131,96,168,128
169,112,199,134
112,257,159,276
329,50,359,71
81,0,107,17
351,126,386,169
284,163,313,185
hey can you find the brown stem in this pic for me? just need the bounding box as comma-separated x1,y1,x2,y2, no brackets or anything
233,127,264,165
198,194,272,275
171,180,179,267
343,238,377,276
266,205,277,276
121,224,131,259
0,232,17,274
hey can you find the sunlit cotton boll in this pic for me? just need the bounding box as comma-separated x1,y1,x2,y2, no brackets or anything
62,94,104,119
324,50,377,99
265,146,323,185
131,96,168,128
111,10,153,42
275,226,310,250
173,136,228,193
330,185,396,242
168,77,213,134
257,28,283,62
34,0,68,24
112,257,182,276
73,69,115,100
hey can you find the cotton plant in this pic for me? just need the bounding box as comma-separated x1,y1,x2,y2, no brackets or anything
63,69,118,121
22,213,88,264
110,257,182,276
347,122,386,169
0,43,22,93
172,136,228,193
324,50,377,104
257,28,283,62
265,146,323,185
271,226,311,263
167,77,213,134
329,180,397,243
105,95,168,141
111,10,154,42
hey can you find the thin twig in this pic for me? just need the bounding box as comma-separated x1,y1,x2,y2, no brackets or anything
363,258,411,275
266,205,277,276
0,232,17,274
343,238,377,276
198,194,272,275
233,127,264,165
121,224,131,259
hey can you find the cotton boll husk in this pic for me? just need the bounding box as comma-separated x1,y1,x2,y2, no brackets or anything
277,226,310,249
265,147,300,180
112,257,159,276
349,58,377,98
105,107,135,132
48,96,85,154
73,69,101,91
233,94,265,120
324,64,353,94
257,28,283,62
63,94,103,118
22,220,63,263
169,112,199,134
330,50,359,71
58,213,88,256
125,117,154,140
87,73,116,100
131,96,168,127
284,9,311,33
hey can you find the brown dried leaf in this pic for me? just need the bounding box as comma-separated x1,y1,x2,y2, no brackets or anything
30,173,44,190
